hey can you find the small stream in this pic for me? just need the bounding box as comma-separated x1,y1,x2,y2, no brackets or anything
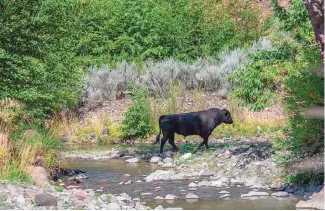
60,159,300,210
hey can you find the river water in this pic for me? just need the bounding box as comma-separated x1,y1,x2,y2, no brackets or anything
61,159,300,210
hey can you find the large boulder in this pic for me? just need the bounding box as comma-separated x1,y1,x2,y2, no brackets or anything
34,193,57,206
296,187,324,210
27,166,49,187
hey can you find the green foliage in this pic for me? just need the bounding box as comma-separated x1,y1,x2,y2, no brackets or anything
272,0,314,42
230,42,294,111
55,185,64,192
283,67,324,157
286,172,324,186
179,143,196,153
0,0,85,119
122,85,152,139
77,0,264,65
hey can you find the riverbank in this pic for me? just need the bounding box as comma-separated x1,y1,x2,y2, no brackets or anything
59,136,323,200
0,180,150,210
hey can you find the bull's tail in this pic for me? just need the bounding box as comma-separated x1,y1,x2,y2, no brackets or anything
155,115,165,144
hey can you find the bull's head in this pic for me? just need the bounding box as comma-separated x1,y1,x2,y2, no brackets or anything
222,109,233,124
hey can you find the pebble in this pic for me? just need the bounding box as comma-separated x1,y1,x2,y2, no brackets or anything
218,191,230,194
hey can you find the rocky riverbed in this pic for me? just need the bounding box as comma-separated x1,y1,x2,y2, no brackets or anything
1,136,323,210
0,181,150,210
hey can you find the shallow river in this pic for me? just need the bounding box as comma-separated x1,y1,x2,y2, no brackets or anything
61,159,300,210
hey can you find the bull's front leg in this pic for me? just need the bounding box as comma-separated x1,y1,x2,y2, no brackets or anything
193,136,208,153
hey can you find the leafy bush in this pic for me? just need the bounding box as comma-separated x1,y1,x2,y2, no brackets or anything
77,0,267,65
0,0,85,119
85,38,272,105
122,85,152,139
229,41,295,111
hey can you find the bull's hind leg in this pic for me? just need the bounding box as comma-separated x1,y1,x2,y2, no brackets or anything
160,135,168,154
168,133,179,152
194,136,208,153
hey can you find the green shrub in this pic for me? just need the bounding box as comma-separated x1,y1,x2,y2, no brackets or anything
229,42,294,111
122,85,152,139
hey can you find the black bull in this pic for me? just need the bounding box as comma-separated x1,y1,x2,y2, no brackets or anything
155,108,233,153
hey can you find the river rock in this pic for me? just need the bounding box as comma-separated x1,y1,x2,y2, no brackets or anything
107,203,121,210
296,187,324,210
126,158,140,163
17,195,26,206
200,169,216,176
157,161,164,166
109,195,118,203
210,180,223,187
198,180,210,186
74,189,88,201
271,191,290,197
34,193,57,206
124,180,132,185
179,153,192,161
241,191,269,198
155,205,164,210
220,194,230,198
163,157,173,164
155,196,164,200
188,182,199,188
27,166,49,187
141,192,152,197
145,170,173,182
99,194,108,202
218,191,230,194
186,193,199,199
165,194,177,200
75,174,88,180
162,162,173,168
151,157,162,163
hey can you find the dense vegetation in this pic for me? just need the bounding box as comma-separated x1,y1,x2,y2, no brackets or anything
0,0,323,182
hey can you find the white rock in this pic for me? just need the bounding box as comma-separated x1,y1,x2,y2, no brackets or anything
220,194,231,198
155,205,164,210
145,170,173,182
186,193,199,199
188,182,199,188
179,153,192,161
124,180,132,185
241,191,270,198
157,161,164,166
165,194,177,200
17,195,26,206
271,191,290,197
125,158,140,163
150,157,162,163
107,203,121,210
155,196,164,200
198,180,210,186
210,180,223,187
163,157,173,163
218,191,230,194
135,180,142,183
162,162,173,168
141,192,152,196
